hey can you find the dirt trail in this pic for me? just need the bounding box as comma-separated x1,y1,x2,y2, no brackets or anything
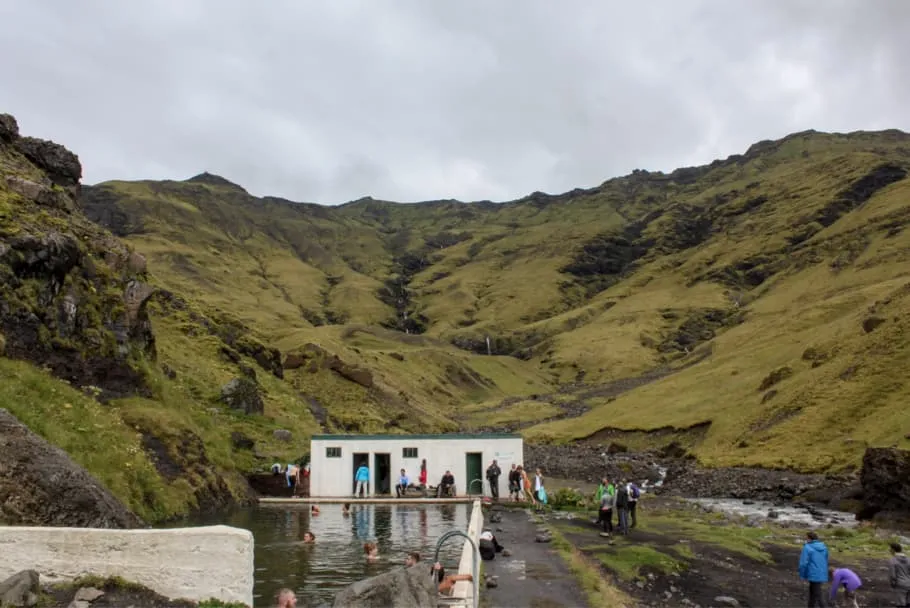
469,347,714,432
546,498,898,608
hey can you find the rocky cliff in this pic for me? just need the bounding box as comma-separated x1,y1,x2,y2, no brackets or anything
0,113,155,401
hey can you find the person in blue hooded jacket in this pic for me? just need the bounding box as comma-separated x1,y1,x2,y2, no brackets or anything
799,531,830,608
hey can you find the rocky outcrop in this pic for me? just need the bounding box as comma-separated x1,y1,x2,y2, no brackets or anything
220,377,264,415
284,343,374,388
0,113,156,401
0,570,39,608
0,409,144,528
332,564,439,608
858,447,910,522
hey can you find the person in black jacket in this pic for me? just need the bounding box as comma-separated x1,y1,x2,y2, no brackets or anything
507,464,521,502
486,460,502,501
615,478,630,535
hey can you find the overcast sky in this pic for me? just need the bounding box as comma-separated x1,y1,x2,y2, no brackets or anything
1,1,908,204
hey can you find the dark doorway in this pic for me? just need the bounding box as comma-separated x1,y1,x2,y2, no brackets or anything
465,452,483,495
374,453,391,495
353,452,369,495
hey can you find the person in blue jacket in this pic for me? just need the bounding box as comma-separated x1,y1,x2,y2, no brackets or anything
353,461,370,498
799,531,830,608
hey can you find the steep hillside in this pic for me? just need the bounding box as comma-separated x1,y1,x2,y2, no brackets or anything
82,128,910,474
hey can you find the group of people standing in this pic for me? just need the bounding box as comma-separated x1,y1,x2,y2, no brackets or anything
495,462,547,506
595,477,640,536
799,533,910,608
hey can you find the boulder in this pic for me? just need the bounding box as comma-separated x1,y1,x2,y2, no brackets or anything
858,447,910,521
0,570,39,607
220,377,264,415
230,431,255,451
0,409,144,528
273,429,292,442
14,136,82,188
0,113,19,142
332,565,438,608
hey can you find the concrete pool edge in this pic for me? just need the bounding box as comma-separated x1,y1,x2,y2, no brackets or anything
453,499,483,606
258,496,477,504
0,524,254,606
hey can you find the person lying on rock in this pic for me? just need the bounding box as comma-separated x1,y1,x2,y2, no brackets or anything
479,529,504,561
276,588,297,608
431,562,473,595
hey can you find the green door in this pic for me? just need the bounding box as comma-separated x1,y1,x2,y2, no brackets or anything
465,452,483,495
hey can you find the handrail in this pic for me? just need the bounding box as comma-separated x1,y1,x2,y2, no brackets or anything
468,478,484,495
433,529,480,608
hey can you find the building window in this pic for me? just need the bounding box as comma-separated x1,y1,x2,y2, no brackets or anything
402,447,418,459
326,447,341,458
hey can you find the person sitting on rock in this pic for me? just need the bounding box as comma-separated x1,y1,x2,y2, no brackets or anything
431,562,473,596
396,468,410,498
364,541,380,562
479,529,504,561
276,588,297,608
438,471,456,497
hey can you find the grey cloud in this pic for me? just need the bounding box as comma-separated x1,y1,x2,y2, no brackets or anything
1,0,907,204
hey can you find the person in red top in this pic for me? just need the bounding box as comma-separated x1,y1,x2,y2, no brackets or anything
419,459,428,496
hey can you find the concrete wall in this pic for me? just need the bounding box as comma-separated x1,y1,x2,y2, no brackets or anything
310,434,524,497
453,499,484,607
0,524,254,606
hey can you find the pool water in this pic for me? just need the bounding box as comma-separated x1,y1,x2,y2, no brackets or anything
166,503,472,607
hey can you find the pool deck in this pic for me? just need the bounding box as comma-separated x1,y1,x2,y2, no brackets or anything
258,496,478,505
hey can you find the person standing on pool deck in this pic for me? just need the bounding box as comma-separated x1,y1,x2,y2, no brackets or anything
354,461,370,498
799,530,830,608
419,459,428,496
486,460,501,501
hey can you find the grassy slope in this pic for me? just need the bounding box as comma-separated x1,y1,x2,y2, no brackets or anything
54,127,910,485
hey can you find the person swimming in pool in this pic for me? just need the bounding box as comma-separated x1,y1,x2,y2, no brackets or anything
364,541,380,562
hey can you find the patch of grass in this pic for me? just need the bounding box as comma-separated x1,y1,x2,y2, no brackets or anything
590,543,684,580
547,522,638,608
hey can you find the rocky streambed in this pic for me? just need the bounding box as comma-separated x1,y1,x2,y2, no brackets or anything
526,442,910,528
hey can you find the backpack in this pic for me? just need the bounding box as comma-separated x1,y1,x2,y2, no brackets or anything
630,484,640,499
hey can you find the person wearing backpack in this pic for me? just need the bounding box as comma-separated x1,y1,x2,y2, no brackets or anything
615,479,630,535
627,481,641,529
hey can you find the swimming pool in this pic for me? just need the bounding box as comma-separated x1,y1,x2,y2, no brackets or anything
168,503,472,607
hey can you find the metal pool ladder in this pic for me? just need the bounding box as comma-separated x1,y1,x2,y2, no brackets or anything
433,529,480,608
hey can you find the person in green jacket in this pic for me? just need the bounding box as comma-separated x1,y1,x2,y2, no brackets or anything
594,477,615,535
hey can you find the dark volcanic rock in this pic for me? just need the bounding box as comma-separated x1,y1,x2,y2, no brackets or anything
0,409,144,528
662,462,849,504
14,136,82,189
0,113,19,142
332,564,438,608
858,447,910,522
0,570,39,608
524,444,663,484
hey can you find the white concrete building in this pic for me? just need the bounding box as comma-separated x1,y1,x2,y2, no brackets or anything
309,433,524,497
